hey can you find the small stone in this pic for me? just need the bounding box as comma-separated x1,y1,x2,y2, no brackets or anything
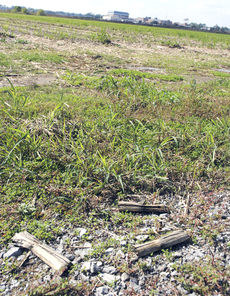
103,266,117,274
74,271,79,279
2,289,11,296
81,261,91,272
121,273,130,282
3,247,24,259
116,250,125,258
146,258,152,267
136,235,149,242
173,251,182,258
186,254,194,261
72,256,82,264
161,227,171,232
177,286,189,294
95,286,109,295
0,285,6,291
105,247,114,255
79,229,87,238
195,250,204,258
129,280,140,292
66,254,75,261
129,254,138,262
56,242,64,253
90,262,101,274
97,261,103,267
80,273,89,281
43,275,51,282
120,241,127,246
74,243,92,258
17,255,24,261
139,276,145,286
159,214,168,219
120,281,126,289
100,273,116,284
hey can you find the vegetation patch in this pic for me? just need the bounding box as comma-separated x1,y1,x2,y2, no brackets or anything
108,69,184,81
211,70,230,77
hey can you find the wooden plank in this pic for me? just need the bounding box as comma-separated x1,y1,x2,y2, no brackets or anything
118,201,168,213
134,230,190,257
12,231,70,271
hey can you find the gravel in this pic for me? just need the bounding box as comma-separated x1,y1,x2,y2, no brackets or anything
0,191,230,295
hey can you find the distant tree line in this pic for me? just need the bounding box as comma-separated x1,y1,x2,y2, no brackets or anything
190,22,229,32
0,5,102,19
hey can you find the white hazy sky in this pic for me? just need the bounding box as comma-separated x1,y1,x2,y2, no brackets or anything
1,0,230,27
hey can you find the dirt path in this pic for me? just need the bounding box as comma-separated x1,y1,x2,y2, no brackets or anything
0,74,56,88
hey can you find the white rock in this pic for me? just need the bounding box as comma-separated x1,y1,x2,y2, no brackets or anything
105,247,114,254
3,247,23,259
81,262,91,272
102,266,117,274
79,228,87,237
116,250,125,258
120,241,127,246
95,286,109,295
121,272,130,282
100,273,116,284
136,235,149,242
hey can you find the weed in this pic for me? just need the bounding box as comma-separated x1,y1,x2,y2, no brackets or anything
175,257,230,295
91,28,111,45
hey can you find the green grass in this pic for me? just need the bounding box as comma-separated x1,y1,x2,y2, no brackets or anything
108,69,183,81
211,70,230,77
1,12,230,48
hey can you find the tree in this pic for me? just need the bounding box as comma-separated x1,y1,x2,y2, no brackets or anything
37,9,45,16
12,6,21,13
21,8,28,14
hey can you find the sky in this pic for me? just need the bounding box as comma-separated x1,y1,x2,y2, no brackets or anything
1,0,230,27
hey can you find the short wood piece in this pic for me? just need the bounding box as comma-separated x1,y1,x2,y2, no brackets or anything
134,230,190,257
12,231,70,271
118,201,168,213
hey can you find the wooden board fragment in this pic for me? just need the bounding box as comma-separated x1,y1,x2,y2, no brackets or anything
118,201,168,213
134,230,190,257
12,231,70,271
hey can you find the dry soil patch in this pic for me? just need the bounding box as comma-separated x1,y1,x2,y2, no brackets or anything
0,74,56,88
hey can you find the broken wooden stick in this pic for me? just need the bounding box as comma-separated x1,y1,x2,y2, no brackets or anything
118,201,168,213
134,230,190,257
12,231,70,271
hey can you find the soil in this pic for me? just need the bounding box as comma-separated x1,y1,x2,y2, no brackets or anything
1,30,230,88
0,74,56,88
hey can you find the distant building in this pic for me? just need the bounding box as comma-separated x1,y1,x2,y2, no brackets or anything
135,17,151,23
147,18,159,24
158,20,172,26
103,11,129,21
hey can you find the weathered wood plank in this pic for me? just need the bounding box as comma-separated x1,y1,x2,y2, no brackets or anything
12,231,70,271
134,230,190,257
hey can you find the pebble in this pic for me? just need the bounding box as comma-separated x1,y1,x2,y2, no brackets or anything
100,273,116,284
103,265,117,274
3,247,24,259
95,286,110,295
121,272,130,282
105,247,114,255
136,235,149,242
79,228,87,238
